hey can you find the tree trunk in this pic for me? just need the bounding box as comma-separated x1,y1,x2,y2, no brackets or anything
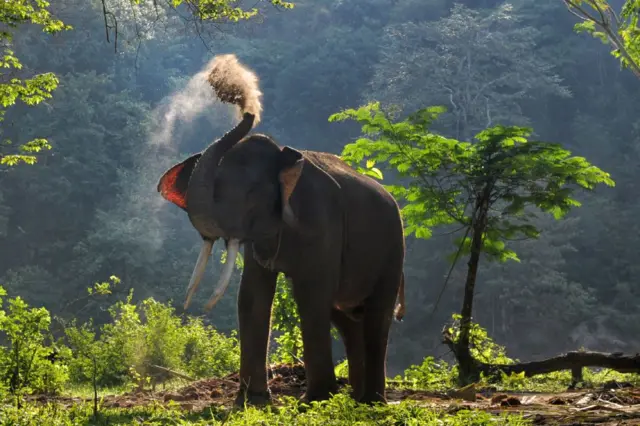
455,184,491,385
92,356,98,419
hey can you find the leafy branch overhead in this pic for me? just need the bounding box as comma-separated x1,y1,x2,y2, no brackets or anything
0,0,296,169
0,0,72,167
564,0,640,79
331,102,615,262
159,0,295,21
100,0,295,52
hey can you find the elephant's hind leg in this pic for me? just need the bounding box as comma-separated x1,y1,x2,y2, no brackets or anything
361,271,402,404
331,308,365,401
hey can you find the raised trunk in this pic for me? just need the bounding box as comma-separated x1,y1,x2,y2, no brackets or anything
186,112,255,239
181,112,255,311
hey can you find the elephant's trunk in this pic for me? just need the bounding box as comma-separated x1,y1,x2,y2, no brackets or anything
186,113,255,238
187,54,262,234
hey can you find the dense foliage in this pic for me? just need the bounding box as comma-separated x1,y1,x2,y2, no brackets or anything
0,279,636,423
0,0,71,166
0,278,240,401
1,0,639,394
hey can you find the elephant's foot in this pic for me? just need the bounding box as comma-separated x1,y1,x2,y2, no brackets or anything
234,387,272,408
359,391,387,406
348,388,364,403
300,383,339,404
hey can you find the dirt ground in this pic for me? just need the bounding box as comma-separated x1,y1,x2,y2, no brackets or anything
30,364,640,425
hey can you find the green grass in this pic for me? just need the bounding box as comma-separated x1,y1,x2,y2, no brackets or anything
61,384,131,399
3,367,640,425
63,377,194,399
0,392,530,426
482,369,640,393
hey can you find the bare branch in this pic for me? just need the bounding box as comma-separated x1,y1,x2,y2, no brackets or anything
564,0,605,26
101,0,111,43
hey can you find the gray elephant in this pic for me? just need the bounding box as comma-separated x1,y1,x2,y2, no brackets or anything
157,54,406,406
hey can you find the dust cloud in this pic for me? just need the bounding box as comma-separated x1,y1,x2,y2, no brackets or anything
102,59,235,259
149,56,235,149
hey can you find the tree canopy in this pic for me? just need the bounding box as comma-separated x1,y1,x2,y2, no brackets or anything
369,3,570,141
0,0,639,379
332,102,614,257
564,0,640,78
0,0,71,167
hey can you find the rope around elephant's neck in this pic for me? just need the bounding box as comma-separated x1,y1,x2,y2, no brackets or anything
263,226,283,271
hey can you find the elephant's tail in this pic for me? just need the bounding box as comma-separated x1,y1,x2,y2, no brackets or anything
206,54,263,127
393,271,405,322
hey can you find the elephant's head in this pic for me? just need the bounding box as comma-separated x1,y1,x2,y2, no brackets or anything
157,113,305,311
157,53,308,311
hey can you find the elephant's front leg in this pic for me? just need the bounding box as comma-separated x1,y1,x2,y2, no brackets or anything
234,251,278,407
293,276,338,402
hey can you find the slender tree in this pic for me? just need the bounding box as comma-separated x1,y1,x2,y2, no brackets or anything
330,102,614,383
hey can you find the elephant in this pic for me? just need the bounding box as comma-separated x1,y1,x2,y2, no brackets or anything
157,54,406,407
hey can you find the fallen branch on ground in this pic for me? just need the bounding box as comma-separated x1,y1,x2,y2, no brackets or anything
442,326,640,386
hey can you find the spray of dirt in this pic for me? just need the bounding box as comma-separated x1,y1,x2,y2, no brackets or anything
106,58,236,261
149,56,235,149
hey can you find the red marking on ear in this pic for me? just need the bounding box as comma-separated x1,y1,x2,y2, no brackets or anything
158,162,188,209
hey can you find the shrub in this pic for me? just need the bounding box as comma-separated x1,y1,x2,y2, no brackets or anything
182,317,240,378
270,273,303,364
64,281,240,389
0,286,69,400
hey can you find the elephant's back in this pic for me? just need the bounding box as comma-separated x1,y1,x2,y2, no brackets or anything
302,150,405,294
302,150,403,229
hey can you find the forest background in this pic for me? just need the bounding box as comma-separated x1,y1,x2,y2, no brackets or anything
0,0,638,378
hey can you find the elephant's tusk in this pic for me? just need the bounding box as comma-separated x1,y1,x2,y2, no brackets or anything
184,239,214,310
204,238,240,311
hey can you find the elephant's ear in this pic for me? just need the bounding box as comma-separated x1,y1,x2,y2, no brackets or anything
157,153,201,210
278,146,304,226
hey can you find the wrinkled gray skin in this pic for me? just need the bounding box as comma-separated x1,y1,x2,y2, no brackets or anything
159,110,405,406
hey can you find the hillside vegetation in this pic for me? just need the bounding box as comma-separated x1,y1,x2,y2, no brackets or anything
1,0,640,424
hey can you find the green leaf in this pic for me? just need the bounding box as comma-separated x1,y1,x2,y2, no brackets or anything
332,101,613,280
414,227,432,240
574,20,596,34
